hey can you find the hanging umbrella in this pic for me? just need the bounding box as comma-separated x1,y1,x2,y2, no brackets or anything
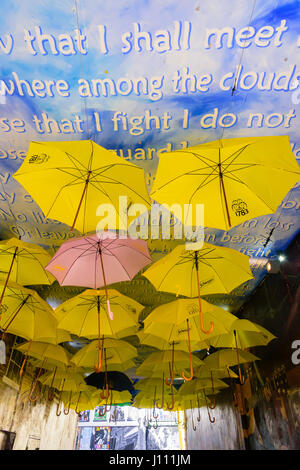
203,349,259,378
193,365,238,380
84,371,135,396
0,237,55,307
136,349,204,385
150,135,300,230
178,377,229,396
46,232,151,318
140,300,237,381
0,282,57,343
67,391,100,414
13,140,151,233
15,341,70,370
209,319,276,349
56,289,141,372
143,243,253,334
138,330,209,353
208,319,275,383
70,337,137,371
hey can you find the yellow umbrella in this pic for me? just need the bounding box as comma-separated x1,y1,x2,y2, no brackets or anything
15,341,70,369
56,289,141,372
203,348,259,372
150,135,300,230
70,337,137,370
13,140,151,233
0,237,54,306
136,350,204,383
209,320,276,349
143,243,253,334
140,299,238,381
67,391,100,414
208,319,275,384
138,330,209,353
0,282,57,343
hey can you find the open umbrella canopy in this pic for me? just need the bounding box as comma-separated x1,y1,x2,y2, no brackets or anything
203,348,260,370
55,289,141,339
46,232,152,288
0,237,55,287
0,282,57,342
66,391,100,413
138,330,208,352
136,350,203,378
178,377,229,396
98,390,132,406
13,140,151,233
39,370,90,392
208,319,276,349
70,337,137,369
143,243,253,298
150,135,300,230
84,371,135,394
15,341,70,369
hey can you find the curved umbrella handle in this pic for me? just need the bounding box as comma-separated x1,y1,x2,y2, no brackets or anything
56,378,66,417
152,387,159,419
190,401,196,431
19,339,32,377
63,390,72,415
75,392,82,415
157,373,165,409
204,392,215,424
100,383,110,400
165,342,175,386
234,330,245,385
98,404,107,417
153,419,158,430
195,258,214,334
208,372,216,409
166,386,175,411
27,358,46,403
196,394,201,422
182,319,194,381
94,301,103,373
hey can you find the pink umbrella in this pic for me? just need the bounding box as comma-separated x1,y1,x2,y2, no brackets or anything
46,232,152,320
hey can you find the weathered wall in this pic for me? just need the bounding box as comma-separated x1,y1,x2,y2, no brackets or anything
0,357,78,450
185,392,245,450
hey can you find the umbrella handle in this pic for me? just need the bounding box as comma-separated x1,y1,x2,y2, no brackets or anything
98,245,113,320
56,378,65,417
165,342,175,386
208,372,216,409
98,404,108,417
181,319,194,382
19,339,32,377
70,170,92,231
196,263,214,334
152,386,159,419
190,402,196,431
47,366,57,402
234,330,245,385
75,392,82,415
100,383,110,400
157,373,165,409
153,419,158,430
166,386,175,411
204,393,215,424
196,394,201,422
94,304,103,373
27,359,46,403
63,390,72,415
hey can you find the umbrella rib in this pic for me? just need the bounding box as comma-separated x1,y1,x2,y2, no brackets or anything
44,174,86,219
97,246,132,281
91,174,150,206
59,244,99,285
64,150,89,172
224,172,277,210
221,144,251,166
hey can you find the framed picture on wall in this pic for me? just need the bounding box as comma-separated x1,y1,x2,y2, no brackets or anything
93,427,111,450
